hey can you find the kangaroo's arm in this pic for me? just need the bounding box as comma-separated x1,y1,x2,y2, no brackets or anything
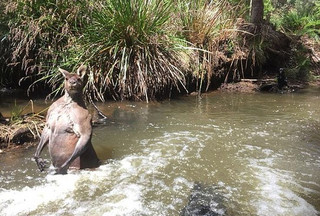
56,112,92,174
34,125,49,171
33,101,60,172
33,104,57,171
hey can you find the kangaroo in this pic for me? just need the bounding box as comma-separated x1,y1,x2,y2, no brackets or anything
34,65,100,174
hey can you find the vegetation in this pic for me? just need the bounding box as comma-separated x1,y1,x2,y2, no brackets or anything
268,0,320,39
0,101,45,148
0,0,319,101
177,0,246,94
78,0,188,101
266,0,320,80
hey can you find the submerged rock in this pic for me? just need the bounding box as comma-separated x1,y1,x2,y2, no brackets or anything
181,183,227,216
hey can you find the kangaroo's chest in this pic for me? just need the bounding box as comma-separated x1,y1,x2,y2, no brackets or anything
47,104,77,135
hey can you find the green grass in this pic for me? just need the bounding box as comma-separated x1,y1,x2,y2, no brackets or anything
270,0,320,40
72,0,189,101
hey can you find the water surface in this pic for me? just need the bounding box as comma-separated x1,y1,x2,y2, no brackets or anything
1,88,320,215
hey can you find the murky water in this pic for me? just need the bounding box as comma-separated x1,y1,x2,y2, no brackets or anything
1,88,320,216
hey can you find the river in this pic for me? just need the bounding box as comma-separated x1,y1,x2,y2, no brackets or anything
0,88,320,215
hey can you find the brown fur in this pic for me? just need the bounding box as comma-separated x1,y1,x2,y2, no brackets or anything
34,65,100,174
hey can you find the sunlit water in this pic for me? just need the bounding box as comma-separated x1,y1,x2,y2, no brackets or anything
1,88,320,215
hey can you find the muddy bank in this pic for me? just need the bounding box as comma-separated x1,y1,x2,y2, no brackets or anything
219,82,307,94
219,81,259,93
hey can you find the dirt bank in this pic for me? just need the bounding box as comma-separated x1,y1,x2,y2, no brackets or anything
219,81,259,93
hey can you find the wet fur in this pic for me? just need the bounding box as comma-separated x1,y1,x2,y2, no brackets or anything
34,66,100,174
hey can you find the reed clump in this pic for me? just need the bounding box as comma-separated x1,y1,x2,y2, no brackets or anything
77,0,188,102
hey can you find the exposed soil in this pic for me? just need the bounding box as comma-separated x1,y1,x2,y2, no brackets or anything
219,81,259,93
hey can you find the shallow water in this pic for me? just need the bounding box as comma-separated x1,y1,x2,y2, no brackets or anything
1,88,320,215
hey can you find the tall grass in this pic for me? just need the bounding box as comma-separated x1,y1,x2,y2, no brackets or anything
1,0,91,93
178,0,247,93
0,0,250,99
74,0,188,101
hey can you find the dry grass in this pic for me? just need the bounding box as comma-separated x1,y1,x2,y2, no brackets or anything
0,100,46,149
0,114,45,149
178,0,249,93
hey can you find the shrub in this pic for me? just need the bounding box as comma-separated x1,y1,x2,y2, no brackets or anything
177,0,246,93
270,0,320,39
286,43,312,81
1,0,91,93
72,0,188,101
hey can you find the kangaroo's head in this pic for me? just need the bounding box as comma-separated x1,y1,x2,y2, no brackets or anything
58,65,87,96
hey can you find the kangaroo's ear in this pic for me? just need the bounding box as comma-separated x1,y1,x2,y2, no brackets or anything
77,65,87,79
59,68,71,79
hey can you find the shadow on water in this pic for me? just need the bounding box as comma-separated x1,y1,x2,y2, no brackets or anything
1,87,320,215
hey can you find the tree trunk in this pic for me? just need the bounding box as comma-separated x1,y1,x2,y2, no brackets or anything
251,0,264,25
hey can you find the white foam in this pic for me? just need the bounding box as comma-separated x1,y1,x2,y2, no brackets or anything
0,174,78,215
251,163,319,216
101,184,145,216
0,130,202,215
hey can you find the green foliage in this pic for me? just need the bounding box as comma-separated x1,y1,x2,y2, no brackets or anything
1,0,190,101
1,0,90,90
282,9,303,31
0,1,9,35
72,0,188,101
267,0,318,82
286,44,312,81
10,100,34,122
269,0,320,39
263,0,274,19
10,101,24,122
0,0,12,86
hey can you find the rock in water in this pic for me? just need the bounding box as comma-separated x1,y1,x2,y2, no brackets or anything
181,183,227,216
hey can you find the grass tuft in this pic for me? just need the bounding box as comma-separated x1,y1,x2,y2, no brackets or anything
75,0,188,101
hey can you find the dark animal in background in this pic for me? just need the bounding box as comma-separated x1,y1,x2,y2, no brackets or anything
34,65,100,174
277,68,288,90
